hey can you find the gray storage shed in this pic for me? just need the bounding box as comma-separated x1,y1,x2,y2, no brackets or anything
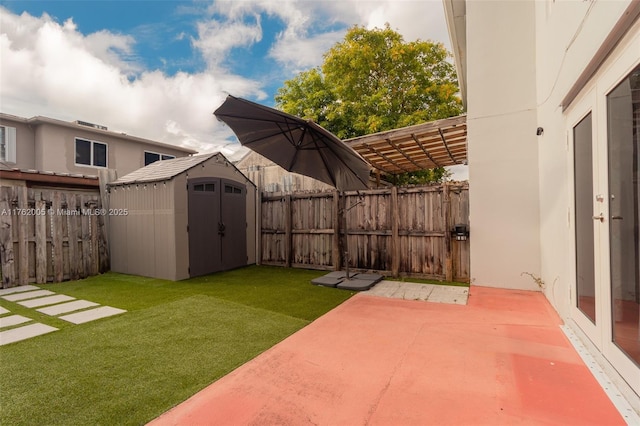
108,153,257,280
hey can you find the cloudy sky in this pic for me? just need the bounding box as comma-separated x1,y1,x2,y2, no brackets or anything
0,0,452,158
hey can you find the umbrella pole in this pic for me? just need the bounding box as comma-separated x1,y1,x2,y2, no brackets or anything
344,251,350,280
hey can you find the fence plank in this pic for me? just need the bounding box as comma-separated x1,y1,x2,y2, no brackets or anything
51,191,64,282
0,187,15,287
35,196,47,284
16,186,29,285
391,186,399,277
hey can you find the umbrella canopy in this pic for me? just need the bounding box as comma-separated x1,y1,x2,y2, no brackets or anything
214,95,370,191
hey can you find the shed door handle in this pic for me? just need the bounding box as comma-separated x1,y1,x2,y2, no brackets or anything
592,214,605,222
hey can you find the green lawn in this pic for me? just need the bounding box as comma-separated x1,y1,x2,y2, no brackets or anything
0,266,354,425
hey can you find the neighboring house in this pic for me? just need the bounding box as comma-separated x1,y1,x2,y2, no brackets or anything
444,0,639,408
0,113,196,177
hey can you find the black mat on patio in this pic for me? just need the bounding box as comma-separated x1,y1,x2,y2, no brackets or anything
311,272,383,291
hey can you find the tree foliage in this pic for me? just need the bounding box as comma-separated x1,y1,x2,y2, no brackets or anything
275,24,463,184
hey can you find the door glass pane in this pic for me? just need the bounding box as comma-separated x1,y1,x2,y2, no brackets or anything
575,112,596,323
607,64,640,366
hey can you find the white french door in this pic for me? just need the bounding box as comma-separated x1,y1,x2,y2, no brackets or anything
569,44,640,395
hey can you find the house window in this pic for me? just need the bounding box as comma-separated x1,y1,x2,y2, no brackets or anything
75,138,107,167
144,151,176,166
0,125,17,163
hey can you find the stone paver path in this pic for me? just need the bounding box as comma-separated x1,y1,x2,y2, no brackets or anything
19,295,75,308
0,285,40,296
2,290,54,302
363,280,469,304
0,315,31,328
37,300,98,316
0,285,126,346
0,323,58,345
59,306,127,324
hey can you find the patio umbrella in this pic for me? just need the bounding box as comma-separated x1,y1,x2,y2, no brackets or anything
214,95,370,191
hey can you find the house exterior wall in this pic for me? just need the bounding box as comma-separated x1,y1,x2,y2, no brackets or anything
0,113,194,176
446,0,640,408
465,0,541,290
33,123,192,177
0,115,36,169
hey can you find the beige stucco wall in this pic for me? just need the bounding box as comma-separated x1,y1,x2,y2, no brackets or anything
0,116,36,169
459,0,640,402
465,0,541,290
33,123,191,177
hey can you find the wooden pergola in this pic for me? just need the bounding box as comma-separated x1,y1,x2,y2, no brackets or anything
343,114,467,175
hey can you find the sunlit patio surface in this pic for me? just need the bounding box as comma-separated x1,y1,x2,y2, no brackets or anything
150,285,631,425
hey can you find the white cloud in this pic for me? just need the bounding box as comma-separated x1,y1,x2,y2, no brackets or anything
263,0,450,71
0,7,265,154
192,15,263,70
0,1,452,159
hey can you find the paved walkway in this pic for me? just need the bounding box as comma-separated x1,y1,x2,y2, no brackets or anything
364,280,468,304
0,285,126,346
150,285,631,426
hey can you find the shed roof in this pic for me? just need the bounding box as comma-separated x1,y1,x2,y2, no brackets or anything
110,153,219,186
343,115,467,175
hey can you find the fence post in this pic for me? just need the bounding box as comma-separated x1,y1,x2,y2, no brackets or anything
35,193,47,284
284,194,292,267
332,190,341,271
0,186,15,288
443,183,453,282
256,189,262,266
17,186,28,285
52,191,64,282
391,186,400,277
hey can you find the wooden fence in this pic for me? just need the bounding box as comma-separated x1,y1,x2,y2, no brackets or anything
0,186,109,288
260,183,470,282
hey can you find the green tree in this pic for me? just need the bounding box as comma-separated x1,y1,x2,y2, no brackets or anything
275,24,463,184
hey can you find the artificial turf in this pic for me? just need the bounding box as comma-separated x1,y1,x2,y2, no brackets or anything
0,266,354,425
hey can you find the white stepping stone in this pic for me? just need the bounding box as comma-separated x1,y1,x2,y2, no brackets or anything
0,323,58,346
0,285,40,296
2,290,54,302
37,300,99,316
0,307,9,315
59,306,126,324
18,295,75,308
0,315,31,328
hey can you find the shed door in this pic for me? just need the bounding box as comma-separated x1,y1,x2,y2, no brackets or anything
220,179,247,270
188,178,222,277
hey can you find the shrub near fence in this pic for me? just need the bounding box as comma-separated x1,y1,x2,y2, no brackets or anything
0,185,109,288
260,183,469,282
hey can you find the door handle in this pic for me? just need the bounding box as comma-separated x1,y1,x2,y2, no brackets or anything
611,216,623,220
592,214,605,222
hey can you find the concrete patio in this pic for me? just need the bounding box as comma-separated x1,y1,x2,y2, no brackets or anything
150,285,637,425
